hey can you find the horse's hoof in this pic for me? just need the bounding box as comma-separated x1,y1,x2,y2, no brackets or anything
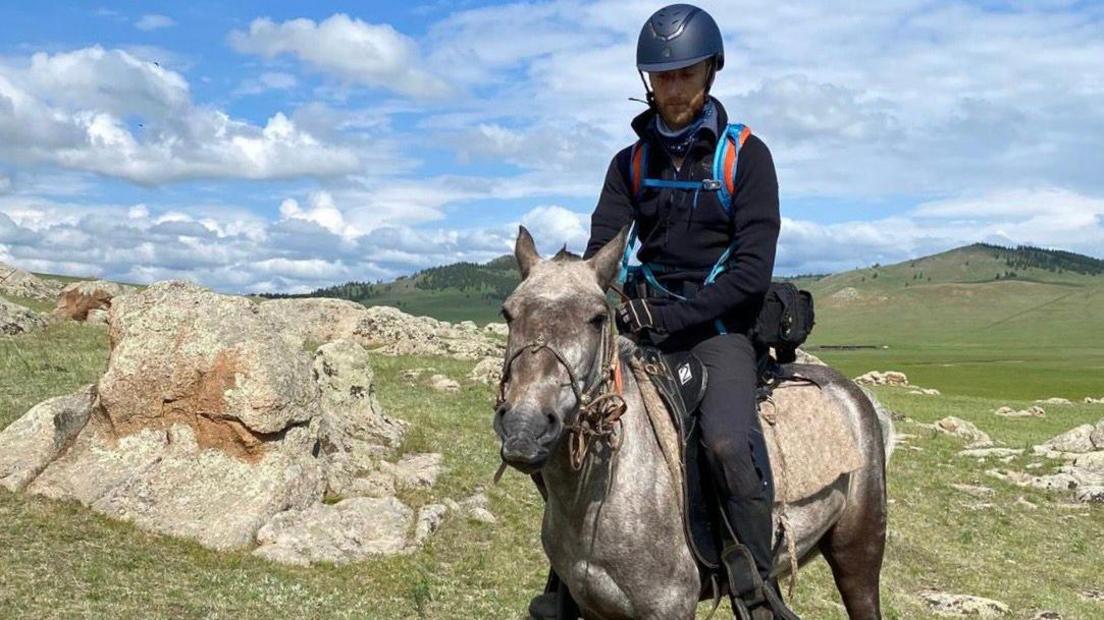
528,592,557,620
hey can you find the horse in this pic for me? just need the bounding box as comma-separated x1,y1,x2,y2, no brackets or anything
492,226,892,620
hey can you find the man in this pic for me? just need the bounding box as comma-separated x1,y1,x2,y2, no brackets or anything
529,4,796,619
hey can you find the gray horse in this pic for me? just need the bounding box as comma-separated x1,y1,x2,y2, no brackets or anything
493,226,892,620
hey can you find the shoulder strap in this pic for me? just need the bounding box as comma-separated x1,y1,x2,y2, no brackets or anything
711,123,752,215
629,140,649,200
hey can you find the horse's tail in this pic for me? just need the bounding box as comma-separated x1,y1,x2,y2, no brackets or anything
859,387,896,466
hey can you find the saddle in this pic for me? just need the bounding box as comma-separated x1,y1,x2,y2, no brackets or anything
630,346,823,594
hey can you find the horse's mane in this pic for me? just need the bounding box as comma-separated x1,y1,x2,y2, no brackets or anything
551,245,582,262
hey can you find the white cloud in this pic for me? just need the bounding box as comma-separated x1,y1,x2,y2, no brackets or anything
0,47,361,184
519,205,589,254
229,14,451,98
235,71,298,96
135,14,175,31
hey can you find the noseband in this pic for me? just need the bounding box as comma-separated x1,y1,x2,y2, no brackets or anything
495,308,627,471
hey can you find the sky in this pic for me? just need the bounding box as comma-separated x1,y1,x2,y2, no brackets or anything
0,0,1102,293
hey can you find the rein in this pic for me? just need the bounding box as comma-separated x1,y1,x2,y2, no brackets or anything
495,307,627,474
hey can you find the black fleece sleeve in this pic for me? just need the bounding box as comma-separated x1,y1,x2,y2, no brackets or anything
653,135,780,332
583,148,635,260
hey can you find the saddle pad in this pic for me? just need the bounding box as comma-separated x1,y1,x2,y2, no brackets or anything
759,379,864,504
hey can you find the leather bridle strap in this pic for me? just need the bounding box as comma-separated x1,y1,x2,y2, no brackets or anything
495,308,626,473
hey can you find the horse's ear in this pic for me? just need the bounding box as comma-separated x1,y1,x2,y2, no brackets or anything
515,225,541,279
586,226,629,290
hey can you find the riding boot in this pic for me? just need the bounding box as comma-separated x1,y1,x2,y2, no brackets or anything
527,570,558,620
721,494,801,620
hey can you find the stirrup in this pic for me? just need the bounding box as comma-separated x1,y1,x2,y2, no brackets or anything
721,541,766,606
755,581,802,620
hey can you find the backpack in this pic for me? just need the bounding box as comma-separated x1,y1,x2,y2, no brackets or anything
617,123,816,355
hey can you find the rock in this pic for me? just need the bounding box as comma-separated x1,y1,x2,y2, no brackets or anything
85,308,109,325
1076,486,1104,503
1037,425,1096,454
918,590,1009,617
793,348,825,366
457,320,478,332
933,417,992,447
401,367,434,381
0,261,62,300
483,322,509,338
412,503,449,546
14,281,329,550
0,297,47,335
1085,396,1104,405
1073,451,1104,473
1035,397,1072,406
469,357,503,385
1090,420,1104,449
1030,611,1061,619
909,387,941,396
382,453,443,490
0,385,96,491
995,405,1045,418
828,286,860,303
957,448,1023,459
253,496,413,565
313,339,406,497
855,370,909,386
53,280,132,321
987,468,1080,493
951,484,994,498
257,297,369,348
429,374,460,393
1081,589,1104,602
1014,496,1038,510
352,305,504,360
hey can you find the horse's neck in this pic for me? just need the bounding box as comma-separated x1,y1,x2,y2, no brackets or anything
541,359,673,524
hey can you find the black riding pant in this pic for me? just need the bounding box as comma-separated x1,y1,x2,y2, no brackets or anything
690,332,773,503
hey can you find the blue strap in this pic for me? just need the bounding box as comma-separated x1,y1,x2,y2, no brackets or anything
641,178,721,191
616,221,638,286
712,123,746,214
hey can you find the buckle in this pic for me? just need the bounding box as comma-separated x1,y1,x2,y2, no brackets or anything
701,179,722,191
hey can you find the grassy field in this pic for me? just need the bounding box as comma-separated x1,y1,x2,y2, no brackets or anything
1,314,1102,619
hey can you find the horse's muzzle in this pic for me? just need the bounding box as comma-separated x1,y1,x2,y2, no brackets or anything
494,402,562,472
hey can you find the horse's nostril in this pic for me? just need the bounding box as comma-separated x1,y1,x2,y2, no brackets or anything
546,413,556,426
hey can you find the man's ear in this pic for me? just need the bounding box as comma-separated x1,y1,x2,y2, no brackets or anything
515,225,541,280
586,226,629,290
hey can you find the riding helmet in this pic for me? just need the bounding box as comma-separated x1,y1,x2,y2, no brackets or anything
636,4,725,73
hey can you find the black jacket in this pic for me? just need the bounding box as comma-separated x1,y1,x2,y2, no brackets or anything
583,98,780,340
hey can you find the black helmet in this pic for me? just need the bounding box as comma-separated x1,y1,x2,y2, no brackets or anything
636,4,724,73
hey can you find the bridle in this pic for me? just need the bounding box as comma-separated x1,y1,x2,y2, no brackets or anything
495,306,627,473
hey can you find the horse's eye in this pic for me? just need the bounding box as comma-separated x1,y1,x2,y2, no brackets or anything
588,313,605,327
500,307,514,323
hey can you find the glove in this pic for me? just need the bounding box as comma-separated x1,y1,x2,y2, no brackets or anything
616,299,666,334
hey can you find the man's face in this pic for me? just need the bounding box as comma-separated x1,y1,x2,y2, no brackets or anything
648,59,712,131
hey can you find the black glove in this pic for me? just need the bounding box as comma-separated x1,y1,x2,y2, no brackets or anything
616,299,665,334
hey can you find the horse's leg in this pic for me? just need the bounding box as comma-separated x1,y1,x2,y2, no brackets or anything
817,479,887,620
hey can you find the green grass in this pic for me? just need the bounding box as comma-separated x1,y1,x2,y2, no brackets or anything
1,317,1102,618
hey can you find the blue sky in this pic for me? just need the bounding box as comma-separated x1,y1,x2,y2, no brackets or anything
1,1,1102,293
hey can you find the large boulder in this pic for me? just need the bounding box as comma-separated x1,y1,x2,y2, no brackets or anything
932,416,992,448
258,297,370,348
53,280,133,321
0,261,62,301
21,281,326,549
0,297,48,335
918,590,1009,617
855,370,909,386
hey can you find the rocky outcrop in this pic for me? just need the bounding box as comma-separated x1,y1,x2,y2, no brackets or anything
0,281,447,555
353,306,504,360
0,297,48,335
53,280,133,321
988,419,1104,503
258,297,370,348
0,261,62,301
470,357,503,385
